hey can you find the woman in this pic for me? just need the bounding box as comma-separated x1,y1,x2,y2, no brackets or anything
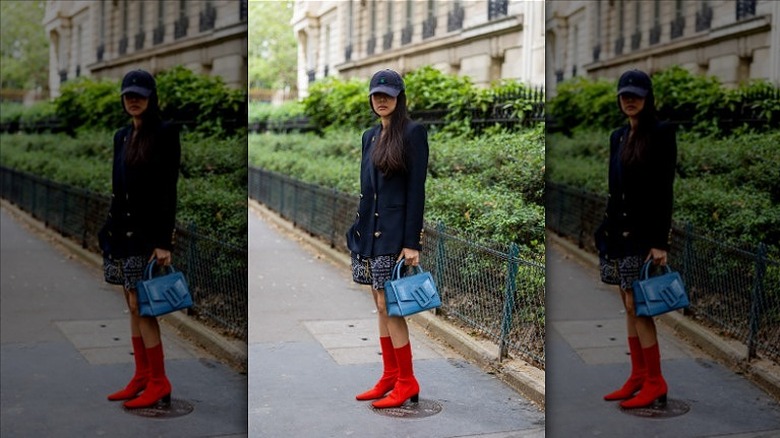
100,69,181,409
347,69,429,409
596,69,677,409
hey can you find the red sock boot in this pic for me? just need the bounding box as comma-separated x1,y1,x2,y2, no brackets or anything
108,336,149,401
620,343,667,409
372,342,419,409
356,337,399,400
124,343,172,409
604,337,646,400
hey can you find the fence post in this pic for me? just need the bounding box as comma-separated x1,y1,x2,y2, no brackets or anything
747,243,767,360
435,222,446,315
499,243,519,361
682,222,693,304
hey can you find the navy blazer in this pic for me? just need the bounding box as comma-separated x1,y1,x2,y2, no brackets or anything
100,121,181,259
346,121,429,257
596,121,677,258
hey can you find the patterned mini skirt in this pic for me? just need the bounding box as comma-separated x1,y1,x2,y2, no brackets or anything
351,252,396,290
103,255,147,291
599,254,644,291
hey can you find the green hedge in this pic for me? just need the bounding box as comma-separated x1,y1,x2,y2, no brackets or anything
0,131,247,246
53,66,245,137
249,125,545,258
547,128,780,257
550,66,779,135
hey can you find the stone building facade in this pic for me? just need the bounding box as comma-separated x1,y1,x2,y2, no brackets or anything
43,0,248,97
546,0,780,95
291,0,545,98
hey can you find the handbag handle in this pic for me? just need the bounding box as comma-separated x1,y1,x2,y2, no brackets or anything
639,260,672,280
143,258,178,280
391,258,424,280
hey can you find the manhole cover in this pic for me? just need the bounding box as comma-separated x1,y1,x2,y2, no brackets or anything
619,398,690,418
369,399,442,419
123,398,194,418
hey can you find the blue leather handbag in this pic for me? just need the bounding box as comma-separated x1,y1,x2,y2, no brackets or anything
384,259,441,317
136,260,193,317
632,261,689,317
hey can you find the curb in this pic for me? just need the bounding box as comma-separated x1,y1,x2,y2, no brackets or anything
547,231,780,402
0,199,248,374
250,199,546,408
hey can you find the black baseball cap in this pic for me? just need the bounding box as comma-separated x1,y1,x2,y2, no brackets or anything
121,69,156,97
369,69,405,97
617,69,652,97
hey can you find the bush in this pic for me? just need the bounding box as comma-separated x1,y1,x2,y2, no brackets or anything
53,67,246,137
248,125,545,256
303,76,374,131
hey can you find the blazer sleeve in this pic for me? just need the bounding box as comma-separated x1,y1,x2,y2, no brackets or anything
402,123,429,250
149,122,181,251
646,122,677,250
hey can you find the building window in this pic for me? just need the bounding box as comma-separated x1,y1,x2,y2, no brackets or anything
670,0,685,40
422,0,436,39
736,0,756,21
448,0,464,31
240,0,247,21
367,0,376,55
630,0,642,50
592,1,602,62
175,0,189,39
649,0,661,45
402,0,413,45
76,25,82,77
135,2,145,50
154,0,165,45
695,1,713,31
383,1,393,50
97,0,106,61
488,0,508,21
200,1,217,32
615,0,625,55
345,0,354,61
324,25,331,76
119,0,129,55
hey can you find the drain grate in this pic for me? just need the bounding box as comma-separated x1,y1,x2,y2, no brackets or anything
369,399,442,419
619,398,690,418
123,398,194,418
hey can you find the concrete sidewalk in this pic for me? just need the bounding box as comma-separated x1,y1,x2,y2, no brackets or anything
0,205,247,437
546,238,780,438
247,205,545,437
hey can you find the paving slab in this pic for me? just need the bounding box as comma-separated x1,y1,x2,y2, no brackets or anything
248,208,544,437
0,206,247,437
546,240,780,438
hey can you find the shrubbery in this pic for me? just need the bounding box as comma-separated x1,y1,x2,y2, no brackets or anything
53,66,245,137
547,128,780,257
0,131,247,246
248,125,545,258
550,65,779,135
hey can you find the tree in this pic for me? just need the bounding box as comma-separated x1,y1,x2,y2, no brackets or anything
248,0,297,93
0,0,48,93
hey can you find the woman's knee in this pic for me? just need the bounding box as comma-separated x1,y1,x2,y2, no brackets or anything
373,288,388,315
125,289,140,316
621,288,636,316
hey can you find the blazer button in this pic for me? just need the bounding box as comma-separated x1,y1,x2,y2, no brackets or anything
375,212,379,217
108,231,112,237
127,212,131,217
356,231,361,237
374,231,382,238
604,231,609,237
360,194,363,198
356,212,360,218
126,231,134,237
622,231,630,237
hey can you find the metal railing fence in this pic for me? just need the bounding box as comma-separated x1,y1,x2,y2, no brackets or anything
546,182,779,363
0,166,247,341
249,166,545,368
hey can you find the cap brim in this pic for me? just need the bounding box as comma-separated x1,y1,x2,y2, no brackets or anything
369,85,402,97
121,86,153,97
617,86,649,97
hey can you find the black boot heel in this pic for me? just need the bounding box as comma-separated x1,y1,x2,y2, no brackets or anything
654,394,667,407
156,394,172,408
410,394,419,403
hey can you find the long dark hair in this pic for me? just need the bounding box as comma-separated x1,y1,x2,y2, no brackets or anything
619,91,657,166
122,91,162,165
370,91,410,176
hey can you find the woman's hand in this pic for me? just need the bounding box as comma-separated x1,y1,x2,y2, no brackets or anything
646,248,667,266
398,248,420,266
150,248,172,266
